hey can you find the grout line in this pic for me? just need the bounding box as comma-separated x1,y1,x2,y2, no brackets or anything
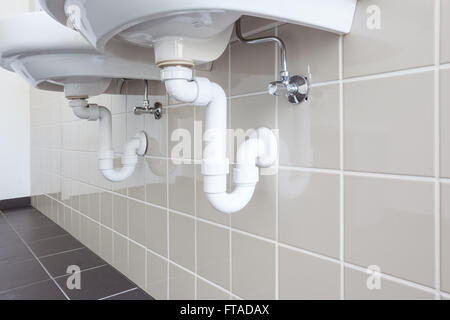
274,25,280,301
166,109,170,300
98,287,138,300
38,246,85,259
338,33,345,300
227,43,233,299
434,0,442,300
52,264,109,281
1,211,70,300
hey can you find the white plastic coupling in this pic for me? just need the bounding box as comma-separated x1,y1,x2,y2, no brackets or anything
160,66,193,81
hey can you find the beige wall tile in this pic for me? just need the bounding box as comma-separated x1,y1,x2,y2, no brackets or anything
129,242,146,288
113,194,128,236
145,157,167,207
278,24,339,84
441,183,450,293
230,94,277,239
113,233,129,278
279,247,340,300
168,162,195,215
230,30,276,96
442,0,450,63
279,84,340,169
344,0,435,78
146,251,168,300
344,72,434,176
232,232,275,299
168,106,194,160
100,226,113,264
197,221,230,289
146,205,167,257
169,212,195,271
345,176,435,286
345,267,434,300
145,111,168,157
441,70,450,178
169,263,195,300
128,199,146,245
279,170,340,258
100,191,113,228
127,158,146,201
197,279,230,300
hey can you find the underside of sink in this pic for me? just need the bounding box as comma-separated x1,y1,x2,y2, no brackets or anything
40,0,357,66
0,12,160,97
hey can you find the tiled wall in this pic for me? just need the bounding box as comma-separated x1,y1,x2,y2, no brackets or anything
30,0,450,300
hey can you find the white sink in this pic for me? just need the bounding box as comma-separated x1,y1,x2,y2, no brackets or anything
40,0,357,67
0,12,161,97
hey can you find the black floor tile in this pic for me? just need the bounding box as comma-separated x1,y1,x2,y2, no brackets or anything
0,259,49,292
105,288,154,300
18,224,68,243
28,234,84,258
41,248,106,278
55,265,136,300
0,280,66,300
5,209,54,231
0,241,34,265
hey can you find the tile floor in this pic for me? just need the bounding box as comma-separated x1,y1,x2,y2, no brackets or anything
0,206,153,300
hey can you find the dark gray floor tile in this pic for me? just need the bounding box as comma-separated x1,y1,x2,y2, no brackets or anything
41,248,106,278
0,259,49,292
0,231,21,250
5,210,54,231
18,224,68,243
105,288,153,300
0,280,66,300
56,265,135,300
0,221,13,234
28,234,84,258
0,241,34,265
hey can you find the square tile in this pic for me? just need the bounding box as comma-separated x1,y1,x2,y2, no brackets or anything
278,24,340,84
279,247,340,300
40,247,105,278
441,183,450,293
344,176,435,286
278,170,340,258
56,265,135,300
344,0,435,78
279,84,340,169
344,267,434,300
0,259,49,293
441,69,450,178
169,263,195,300
231,232,275,299
146,205,167,257
197,221,230,289
146,251,168,300
169,212,195,271
28,234,84,258
344,72,434,176
128,158,146,201
230,29,276,96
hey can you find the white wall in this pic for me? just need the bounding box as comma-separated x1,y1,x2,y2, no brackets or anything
0,0,31,199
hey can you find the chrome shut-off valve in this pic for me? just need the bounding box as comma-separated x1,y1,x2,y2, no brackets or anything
133,80,163,120
235,19,309,104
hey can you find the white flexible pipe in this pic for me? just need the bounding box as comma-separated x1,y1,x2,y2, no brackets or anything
162,66,277,214
69,99,146,182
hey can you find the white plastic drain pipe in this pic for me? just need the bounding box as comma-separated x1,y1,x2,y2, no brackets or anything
69,99,147,182
161,66,278,214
